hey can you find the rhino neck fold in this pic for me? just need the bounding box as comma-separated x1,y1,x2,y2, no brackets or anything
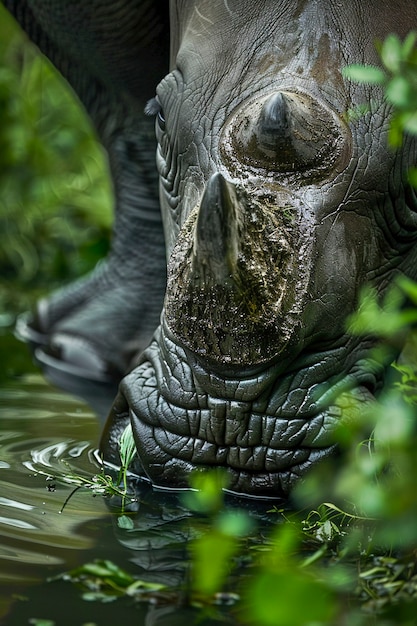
118,320,382,498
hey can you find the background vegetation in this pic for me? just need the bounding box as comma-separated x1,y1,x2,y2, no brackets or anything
0,4,112,320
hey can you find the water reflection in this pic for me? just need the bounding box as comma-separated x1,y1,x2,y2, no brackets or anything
0,372,108,591
0,334,241,624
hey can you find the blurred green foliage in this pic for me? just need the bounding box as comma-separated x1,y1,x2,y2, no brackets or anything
0,5,112,315
179,329,417,625
343,31,417,184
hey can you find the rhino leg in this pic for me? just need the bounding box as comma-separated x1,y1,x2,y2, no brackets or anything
7,0,169,382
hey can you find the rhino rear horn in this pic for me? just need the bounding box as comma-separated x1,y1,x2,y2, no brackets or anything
222,90,349,178
255,91,340,171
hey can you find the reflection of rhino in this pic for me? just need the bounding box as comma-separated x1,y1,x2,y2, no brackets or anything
8,1,417,497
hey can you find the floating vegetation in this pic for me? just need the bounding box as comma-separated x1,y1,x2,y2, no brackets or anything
58,423,138,518
50,559,172,605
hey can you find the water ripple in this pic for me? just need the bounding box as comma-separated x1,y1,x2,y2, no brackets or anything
0,376,109,586
0,497,33,511
0,516,36,530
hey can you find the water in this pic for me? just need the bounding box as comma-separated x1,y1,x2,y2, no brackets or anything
0,329,286,626
0,330,243,626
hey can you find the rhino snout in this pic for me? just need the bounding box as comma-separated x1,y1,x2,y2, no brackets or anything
164,172,303,366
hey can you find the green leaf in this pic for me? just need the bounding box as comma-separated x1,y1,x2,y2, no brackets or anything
117,514,134,530
386,75,413,108
81,562,115,578
98,560,134,586
342,64,386,84
397,275,417,304
264,524,301,566
401,31,417,60
403,111,417,135
183,469,228,514
347,285,413,337
119,423,136,468
126,579,167,595
246,570,337,626
388,118,404,147
373,397,414,446
216,509,254,537
343,103,370,124
381,34,402,73
191,531,239,596
78,560,134,587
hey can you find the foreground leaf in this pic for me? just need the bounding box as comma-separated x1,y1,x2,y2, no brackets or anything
342,64,386,84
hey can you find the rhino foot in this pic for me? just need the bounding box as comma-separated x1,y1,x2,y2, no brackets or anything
16,218,167,386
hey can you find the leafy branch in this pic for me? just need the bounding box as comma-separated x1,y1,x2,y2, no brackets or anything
343,32,417,184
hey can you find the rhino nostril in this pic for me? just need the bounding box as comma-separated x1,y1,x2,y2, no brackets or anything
221,90,350,181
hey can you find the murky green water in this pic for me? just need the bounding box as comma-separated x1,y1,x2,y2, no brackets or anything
0,330,237,626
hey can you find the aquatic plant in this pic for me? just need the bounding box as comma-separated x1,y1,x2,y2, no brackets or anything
51,559,170,605
59,423,138,521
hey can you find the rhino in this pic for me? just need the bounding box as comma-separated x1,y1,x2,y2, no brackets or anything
7,0,417,498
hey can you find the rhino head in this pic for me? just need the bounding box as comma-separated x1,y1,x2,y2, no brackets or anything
101,0,417,498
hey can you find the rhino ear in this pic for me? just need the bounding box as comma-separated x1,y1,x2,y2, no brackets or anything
145,96,166,131
220,90,351,182
144,97,161,115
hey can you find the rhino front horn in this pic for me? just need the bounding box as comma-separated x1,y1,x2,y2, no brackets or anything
191,172,242,286
221,90,350,178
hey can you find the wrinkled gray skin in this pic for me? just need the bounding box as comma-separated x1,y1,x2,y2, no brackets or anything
8,0,417,498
